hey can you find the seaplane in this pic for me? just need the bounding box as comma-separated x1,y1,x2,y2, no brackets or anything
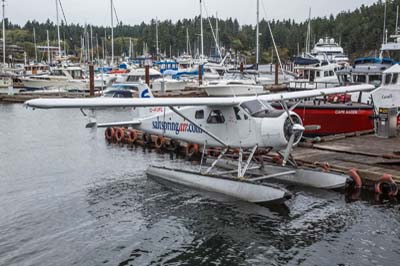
24,83,374,204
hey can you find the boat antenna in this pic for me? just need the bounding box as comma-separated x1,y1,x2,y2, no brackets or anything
2,0,5,66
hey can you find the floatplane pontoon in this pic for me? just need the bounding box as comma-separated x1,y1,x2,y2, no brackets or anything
24,83,374,204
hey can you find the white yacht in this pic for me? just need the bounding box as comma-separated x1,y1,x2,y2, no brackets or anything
20,66,87,91
311,37,349,65
202,79,264,96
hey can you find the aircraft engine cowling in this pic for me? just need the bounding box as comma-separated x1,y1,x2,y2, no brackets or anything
261,112,303,150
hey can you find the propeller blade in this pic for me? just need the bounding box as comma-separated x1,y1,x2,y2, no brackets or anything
280,101,293,124
289,100,303,112
304,124,321,131
282,133,296,167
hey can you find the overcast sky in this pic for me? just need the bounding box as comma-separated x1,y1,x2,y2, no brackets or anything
8,0,378,26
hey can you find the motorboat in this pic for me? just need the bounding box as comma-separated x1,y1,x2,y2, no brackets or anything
202,79,264,96
20,65,88,91
336,57,395,88
289,62,341,90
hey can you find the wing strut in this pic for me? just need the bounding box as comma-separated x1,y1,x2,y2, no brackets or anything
169,106,228,147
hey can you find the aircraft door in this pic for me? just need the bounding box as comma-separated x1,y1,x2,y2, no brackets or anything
233,107,251,141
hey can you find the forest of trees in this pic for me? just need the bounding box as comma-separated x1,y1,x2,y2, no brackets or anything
4,0,399,63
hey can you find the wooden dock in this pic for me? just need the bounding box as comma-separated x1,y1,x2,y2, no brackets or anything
293,133,400,186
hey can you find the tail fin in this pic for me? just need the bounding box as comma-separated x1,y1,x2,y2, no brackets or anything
137,82,163,118
138,82,154,98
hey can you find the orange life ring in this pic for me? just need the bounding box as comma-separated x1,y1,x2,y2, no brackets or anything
375,174,398,197
186,143,199,157
155,136,165,149
105,127,115,141
127,130,137,144
348,168,362,189
115,127,125,143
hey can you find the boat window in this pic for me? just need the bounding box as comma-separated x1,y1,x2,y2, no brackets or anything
207,110,225,124
195,110,204,119
354,75,366,83
70,70,83,79
392,73,398,84
385,74,392,85
324,71,329,77
233,107,241,120
329,71,334,76
316,72,320,78
127,75,140,82
369,75,381,83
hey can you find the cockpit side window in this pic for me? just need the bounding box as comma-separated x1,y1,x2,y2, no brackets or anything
195,110,204,119
385,74,392,85
207,110,225,124
233,107,241,120
392,73,398,84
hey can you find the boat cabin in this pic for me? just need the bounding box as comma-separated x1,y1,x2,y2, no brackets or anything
336,57,395,87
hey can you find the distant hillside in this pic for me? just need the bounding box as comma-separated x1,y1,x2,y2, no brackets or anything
4,0,398,63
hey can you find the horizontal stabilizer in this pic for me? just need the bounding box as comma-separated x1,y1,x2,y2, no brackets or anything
86,120,141,128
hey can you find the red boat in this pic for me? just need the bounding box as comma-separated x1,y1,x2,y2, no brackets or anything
275,98,375,136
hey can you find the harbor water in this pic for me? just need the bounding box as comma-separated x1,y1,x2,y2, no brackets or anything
1,103,400,266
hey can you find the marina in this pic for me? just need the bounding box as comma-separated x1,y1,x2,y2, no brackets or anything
1,0,400,265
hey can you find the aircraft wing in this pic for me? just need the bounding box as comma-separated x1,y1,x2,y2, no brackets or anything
24,84,374,109
256,84,375,102
24,97,239,109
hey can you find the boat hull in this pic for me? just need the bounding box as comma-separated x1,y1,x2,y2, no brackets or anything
274,101,374,136
146,166,291,204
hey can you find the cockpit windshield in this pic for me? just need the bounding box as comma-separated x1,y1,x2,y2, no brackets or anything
240,100,283,118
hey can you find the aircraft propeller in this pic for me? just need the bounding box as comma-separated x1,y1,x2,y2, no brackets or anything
280,101,305,166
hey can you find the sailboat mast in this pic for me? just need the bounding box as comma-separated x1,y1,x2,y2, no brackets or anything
256,0,259,70
306,8,311,54
186,28,189,54
383,0,387,44
216,12,219,57
47,30,50,64
396,5,399,35
33,28,38,62
90,25,93,62
156,18,159,61
110,0,114,65
55,0,61,57
129,37,132,58
200,0,204,59
2,0,5,65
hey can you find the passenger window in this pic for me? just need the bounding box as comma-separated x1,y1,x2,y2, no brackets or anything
324,71,329,77
233,107,241,120
392,73,398,84
195,110,204,119
207,110,225,124
385,74,392,85
316,72,320,77
329,71,334,76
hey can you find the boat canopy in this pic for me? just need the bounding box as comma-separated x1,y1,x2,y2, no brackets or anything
354,57,396,65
